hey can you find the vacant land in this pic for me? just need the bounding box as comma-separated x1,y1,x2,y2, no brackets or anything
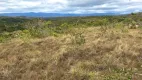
0,27,142,80
0,13,142,80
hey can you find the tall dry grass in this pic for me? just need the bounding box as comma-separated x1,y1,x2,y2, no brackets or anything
0,27,142,80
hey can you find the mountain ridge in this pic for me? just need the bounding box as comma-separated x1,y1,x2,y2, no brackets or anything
0,12,120,17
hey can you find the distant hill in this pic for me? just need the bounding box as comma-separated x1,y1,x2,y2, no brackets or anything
0,12,119,17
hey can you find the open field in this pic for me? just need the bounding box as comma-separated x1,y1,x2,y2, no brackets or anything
0,13,142,80
0,26,142,80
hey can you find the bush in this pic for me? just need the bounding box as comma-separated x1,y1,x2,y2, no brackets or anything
115,22,125,29
44,21,53,27
90,18,109,26
0,32,11,42
72,32,85,45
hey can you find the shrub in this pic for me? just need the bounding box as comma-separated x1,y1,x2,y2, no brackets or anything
44,21,52,27
72,32,85,45
11,30,31,42
115,22,125,29
0,32,11,42
50,22,71,34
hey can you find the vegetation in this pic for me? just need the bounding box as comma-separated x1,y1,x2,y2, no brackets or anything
0,13,142,80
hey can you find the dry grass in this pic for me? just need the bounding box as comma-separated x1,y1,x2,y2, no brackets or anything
0,27,142,80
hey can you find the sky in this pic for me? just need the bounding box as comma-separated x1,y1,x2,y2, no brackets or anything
0,0,142,14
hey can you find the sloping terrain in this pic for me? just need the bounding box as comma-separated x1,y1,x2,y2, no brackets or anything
0,27,142,80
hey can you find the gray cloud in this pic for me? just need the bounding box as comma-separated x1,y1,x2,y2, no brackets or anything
0,0,142,14
68,0,113,7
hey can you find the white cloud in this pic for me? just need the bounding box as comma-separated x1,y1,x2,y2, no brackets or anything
0,0,142,14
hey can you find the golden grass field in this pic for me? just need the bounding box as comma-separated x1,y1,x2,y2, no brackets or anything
0,27,142,80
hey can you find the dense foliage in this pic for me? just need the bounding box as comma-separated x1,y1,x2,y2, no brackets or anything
0,13,142,42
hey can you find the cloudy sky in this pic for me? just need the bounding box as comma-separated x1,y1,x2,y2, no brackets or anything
0,0,142,14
